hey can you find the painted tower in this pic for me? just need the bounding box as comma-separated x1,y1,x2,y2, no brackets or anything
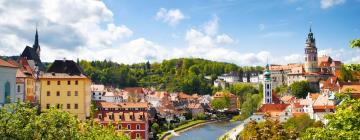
263,64,272,104
304,27,319,73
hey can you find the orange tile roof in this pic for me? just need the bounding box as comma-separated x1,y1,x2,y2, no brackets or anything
97,102,148,109
123,87,146,94
0,59,18,68
213,91,236,98
16,69,27,78
341,84,360,94
270,64,303,71
313,105,336,110
95,111,148,123
257,104,289,113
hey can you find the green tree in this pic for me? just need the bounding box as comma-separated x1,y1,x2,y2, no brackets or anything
289,81,313,98
350,38,360,48
302,96,360,139
211,96,230,110
283,114,314,134
0,102,129,140
339,64,355,82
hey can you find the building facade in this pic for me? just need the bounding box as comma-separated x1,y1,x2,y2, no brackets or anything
0,59,18,106
94,102,149,140
40,60,91,120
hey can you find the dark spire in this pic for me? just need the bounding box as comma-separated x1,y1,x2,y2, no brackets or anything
306,26,315,45
33,26,40,56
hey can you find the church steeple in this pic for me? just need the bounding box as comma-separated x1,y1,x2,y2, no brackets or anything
33,27,40,56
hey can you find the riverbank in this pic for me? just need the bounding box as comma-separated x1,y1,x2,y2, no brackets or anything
159,120,218,140
218,122,244,140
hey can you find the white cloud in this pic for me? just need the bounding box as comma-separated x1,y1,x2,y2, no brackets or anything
216,34,234,44
203,15,219,36
155,8,185,26
320,0,346,9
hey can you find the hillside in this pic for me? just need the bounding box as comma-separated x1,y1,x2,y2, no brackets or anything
79,58,263,95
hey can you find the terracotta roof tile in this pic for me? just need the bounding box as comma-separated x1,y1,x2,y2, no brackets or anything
0,59,18,68
257,104,289,113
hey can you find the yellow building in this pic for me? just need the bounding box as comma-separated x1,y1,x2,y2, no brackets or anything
40,60,91,120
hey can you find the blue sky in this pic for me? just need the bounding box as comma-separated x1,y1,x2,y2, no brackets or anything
0,0,359,65
103,0,360,56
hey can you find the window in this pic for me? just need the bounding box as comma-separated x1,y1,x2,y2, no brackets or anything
47,81,50,85
92,92,95,96
57,81,61,85
118,125,121,130
67,81,71,85
67,91,71,96
136,124,140,130
74,104,78,109
56,91,60,96
56,104,61,109
136,133,140,139
99,97,101,99
98,114,103,119
127,124,131,130
75,80,78,85
75,91,78,96
17,85,20,92
119,115,123,120
67,104,71,109
47,91,51,96
266,84,270,89
46,104,50,109
4,81,10,103
109,114,113,120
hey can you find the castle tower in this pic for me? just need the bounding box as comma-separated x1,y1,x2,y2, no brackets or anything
263,64,272,104
33,28,40,57
304,27,319,73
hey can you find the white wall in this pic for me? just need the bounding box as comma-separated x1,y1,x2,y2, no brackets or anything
0,67,17,105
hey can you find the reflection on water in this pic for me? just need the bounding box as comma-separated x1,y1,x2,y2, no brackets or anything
169,121,242,140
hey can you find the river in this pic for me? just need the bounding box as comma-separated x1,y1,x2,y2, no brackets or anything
169,121,242,140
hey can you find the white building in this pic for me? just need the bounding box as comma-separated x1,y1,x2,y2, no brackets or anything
218,71,239,83
91,84,105,101
0,59,18,106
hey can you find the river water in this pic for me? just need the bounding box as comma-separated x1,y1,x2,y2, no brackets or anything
169,121,242,140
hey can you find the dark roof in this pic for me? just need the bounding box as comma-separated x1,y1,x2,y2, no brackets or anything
20,46,45,71
47,60,84,75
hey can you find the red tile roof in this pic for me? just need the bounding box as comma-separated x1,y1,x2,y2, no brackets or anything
0,59,18,68
257,104,289,113
97,102,148,109
123,87,145,93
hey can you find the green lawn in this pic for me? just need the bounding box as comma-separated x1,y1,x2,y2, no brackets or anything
157,120,206,139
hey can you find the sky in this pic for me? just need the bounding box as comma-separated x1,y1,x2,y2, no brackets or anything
0,0,359,66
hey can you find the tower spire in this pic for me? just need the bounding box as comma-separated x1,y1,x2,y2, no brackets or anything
33,24,40,56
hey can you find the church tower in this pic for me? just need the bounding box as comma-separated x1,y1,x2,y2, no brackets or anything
263,64,272,104
304,27,319,73
33,28,40,57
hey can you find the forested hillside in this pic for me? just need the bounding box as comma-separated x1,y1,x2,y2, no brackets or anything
79,58,263,95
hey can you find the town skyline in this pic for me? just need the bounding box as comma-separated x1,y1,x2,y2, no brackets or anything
1,0,359,66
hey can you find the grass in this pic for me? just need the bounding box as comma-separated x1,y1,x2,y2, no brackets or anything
157,119,206,139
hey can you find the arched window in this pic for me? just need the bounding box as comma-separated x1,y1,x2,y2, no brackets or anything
5,81,11,103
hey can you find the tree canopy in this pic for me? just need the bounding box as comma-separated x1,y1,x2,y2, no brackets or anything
289,81,314,98
0,102,128,140
80,58,262,95
350,38,360,48
302,94,360,139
